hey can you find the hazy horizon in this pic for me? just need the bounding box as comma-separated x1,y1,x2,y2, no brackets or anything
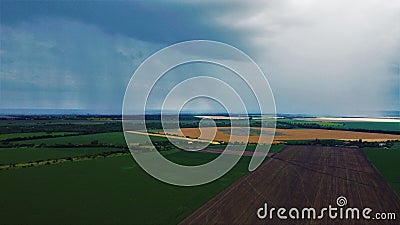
0,108,399,118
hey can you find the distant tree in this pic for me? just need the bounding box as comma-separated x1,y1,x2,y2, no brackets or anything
91,140,99,145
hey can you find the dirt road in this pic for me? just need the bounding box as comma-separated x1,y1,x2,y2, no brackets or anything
188,148,275,157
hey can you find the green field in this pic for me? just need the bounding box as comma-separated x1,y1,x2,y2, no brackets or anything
246,144,285,152
277,118,400,132
14,132,173,147
342,122,400,132
209,143,285,153
0,119,119,126
15,132,126,146
0,132,78,141
1,116,398,224
0,126,277,224
0,147,122,165
0,152,252,224
363,143,400,197
277,118,343,127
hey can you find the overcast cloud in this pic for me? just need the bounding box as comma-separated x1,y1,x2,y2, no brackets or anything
1,0,399,116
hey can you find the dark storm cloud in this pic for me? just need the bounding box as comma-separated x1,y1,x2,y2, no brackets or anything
1,0,399,115
0,0,240,45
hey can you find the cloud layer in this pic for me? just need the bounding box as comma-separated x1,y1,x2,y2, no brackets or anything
213,0,400,115
1,0,399,116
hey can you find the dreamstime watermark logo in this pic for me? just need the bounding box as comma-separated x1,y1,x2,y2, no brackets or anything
122,40,276,186
336,196,347,207
257,196,397,221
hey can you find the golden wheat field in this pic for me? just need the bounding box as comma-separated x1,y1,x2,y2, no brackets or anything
163,127,400,143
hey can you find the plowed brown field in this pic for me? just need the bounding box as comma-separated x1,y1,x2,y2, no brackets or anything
180,146,400,225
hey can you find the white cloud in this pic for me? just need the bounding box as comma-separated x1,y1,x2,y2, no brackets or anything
213,0,400,115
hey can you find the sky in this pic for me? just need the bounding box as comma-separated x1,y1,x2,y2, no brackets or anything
1,0,399,116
